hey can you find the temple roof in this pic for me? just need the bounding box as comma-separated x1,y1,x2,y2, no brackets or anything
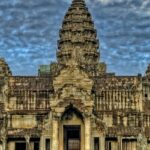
57,0,100,66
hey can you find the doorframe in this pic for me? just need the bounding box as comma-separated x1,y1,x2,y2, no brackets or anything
63,125,81,150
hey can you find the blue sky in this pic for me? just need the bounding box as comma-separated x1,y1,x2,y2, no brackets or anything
0,0,150,75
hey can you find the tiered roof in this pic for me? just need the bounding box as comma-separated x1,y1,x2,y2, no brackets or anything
57,0,99,67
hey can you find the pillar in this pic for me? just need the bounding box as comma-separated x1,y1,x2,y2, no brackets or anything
2,138,6,150
100,135,105,150
25,135,30,150
40,135,45,150
118,136,122,150
8,141,15,150
52,118,59,150
127,140,130,150
29,142,34,150
85,117,91,150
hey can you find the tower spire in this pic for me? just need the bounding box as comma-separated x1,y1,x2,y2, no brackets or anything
57,0,100,68
72,0,85,3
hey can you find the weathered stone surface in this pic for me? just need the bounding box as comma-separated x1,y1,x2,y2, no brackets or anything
0,0,150,149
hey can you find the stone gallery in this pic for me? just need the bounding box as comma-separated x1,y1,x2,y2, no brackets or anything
0,0,150,149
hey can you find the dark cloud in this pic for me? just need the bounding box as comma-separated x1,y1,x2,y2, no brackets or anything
0,0,150,75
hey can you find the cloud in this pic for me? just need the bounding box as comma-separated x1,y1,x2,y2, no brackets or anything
0,0,69,75
0,0,150,75
94,0,124,5
88,0,150,75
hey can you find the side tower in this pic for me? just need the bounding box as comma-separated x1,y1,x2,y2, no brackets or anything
0,58,11,104
0,58,11,150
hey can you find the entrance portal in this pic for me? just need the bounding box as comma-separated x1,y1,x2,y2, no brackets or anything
64,125,81,150
15,143,26,150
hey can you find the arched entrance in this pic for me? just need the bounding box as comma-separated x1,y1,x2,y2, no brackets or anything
51,97,93,150
59,105,84,150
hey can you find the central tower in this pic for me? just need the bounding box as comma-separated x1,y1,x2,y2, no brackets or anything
57,0,100,70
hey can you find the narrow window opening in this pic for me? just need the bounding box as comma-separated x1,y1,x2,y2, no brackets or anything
94,137,99,150
46,139,50,150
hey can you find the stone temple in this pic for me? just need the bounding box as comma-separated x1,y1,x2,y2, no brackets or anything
0,0,150,149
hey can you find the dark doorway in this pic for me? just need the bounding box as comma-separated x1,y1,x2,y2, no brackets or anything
34,142,39,150
94,137,99,150
46,139,50,150
15,143,26,150
105,137,117,150
64,125,81,150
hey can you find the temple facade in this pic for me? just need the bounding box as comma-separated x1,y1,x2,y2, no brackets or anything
0,0,150,149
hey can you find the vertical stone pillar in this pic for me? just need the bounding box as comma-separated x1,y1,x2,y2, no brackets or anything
40,135,45,150
7,115,10,128
0,144,3,150
85,117,91,150
7,142,15,150
100,135,105,150
30,143,34,150
118,136,122,150
2,138,6,150
25,135,30,150
52,117,59,150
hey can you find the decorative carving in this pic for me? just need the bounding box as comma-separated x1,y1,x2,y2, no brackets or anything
53,84,92,102
137,133,148,150
53,64,93,94
25,135,30,143
97,62,106,75
61,106,83,121
7,128,41,138
107,127,142,136
94,117,106,133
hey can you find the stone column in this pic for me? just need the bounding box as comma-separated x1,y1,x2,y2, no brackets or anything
118,136,122,150
30,143,34,150
52,117,59,150
100,135,105,150
40,135,45,150
85,117,91,150
8,142,15,150
25,135,30,150
2,138,6,150
0,144,2,150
